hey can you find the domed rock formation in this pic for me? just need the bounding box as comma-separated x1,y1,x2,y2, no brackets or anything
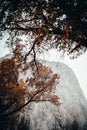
0,57,87,130
19,61,87,130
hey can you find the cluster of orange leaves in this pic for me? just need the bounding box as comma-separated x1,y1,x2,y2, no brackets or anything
0,57,60,114
25,61,60,104
0,59,26,109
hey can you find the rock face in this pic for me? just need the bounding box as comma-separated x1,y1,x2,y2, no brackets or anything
20,61,87,130
1,57,87,130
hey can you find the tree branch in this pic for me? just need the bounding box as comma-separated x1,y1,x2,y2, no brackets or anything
0,99,17,114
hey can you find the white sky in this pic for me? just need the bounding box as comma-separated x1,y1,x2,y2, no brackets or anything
0,32,87,98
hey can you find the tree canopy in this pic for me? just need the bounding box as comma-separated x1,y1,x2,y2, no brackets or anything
0,0,87,58
0,1,87,129
0,0,87,118
0,58,59,118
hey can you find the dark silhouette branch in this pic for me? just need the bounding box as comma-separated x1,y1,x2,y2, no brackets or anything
0,99,17,114
2,88,47,116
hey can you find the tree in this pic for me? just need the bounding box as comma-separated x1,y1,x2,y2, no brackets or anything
0,0,87,57
0,58,25,117
0,58,59,118
0,0,87,128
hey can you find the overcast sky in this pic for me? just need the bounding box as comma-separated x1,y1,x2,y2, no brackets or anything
0,32,87,98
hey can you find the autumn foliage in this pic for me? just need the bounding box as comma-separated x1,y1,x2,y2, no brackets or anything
0,0,86,118
25,61,59,104
0,1,87,129
0,59,26,116
0,58,59,117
